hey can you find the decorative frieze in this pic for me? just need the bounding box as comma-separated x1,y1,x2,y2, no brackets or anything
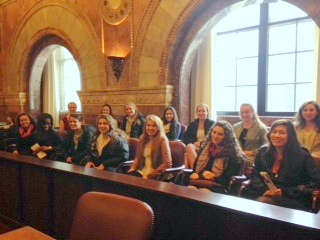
78,85,174,107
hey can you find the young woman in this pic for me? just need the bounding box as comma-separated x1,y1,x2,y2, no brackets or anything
59,102,77,136
101,104,118,126
233,103,268,164
128,115,172,179
101,104,114,116
84,115,129,171
62,114,95,165
294,101,320,163
13,113,38,156
122,102,146,139
35,113,63,160
243,119,320,211
162,106,182,140
183,103,215,169
188,121,246,193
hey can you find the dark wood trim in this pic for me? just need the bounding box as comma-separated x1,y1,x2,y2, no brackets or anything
0,151,320,239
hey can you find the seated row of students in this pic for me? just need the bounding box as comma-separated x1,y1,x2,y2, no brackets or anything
7,100,320,212
57,101,183,142
183,101,320,169
7,100,320,170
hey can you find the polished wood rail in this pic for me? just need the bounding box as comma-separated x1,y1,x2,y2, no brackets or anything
0,151,320,240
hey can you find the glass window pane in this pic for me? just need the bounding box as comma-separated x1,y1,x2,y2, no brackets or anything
61,47,74,59
296,83,313,111
64,76,81,111
215,4,260,32
269,23,296,54
268,54,295,84
237,29,259,58
236,86,257,111
267,84,294,112
215,87,235,111
237,57,258,85
56,47,82,111
215,60,236,87
297,21,315,51
63,60,78,78
296,52,314,83
269,2,307,23
216,33,237,60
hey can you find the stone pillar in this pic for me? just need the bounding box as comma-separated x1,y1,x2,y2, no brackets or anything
18,92,28,113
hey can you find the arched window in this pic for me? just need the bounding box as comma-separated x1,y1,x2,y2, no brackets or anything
55,46,82,111
211,2,317,116
42,46,81,127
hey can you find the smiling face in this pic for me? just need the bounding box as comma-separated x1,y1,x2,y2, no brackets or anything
19,115,31,129
165,109,174,122
125,105,136,117
145,119,159,137
196,106,208,120
101,106,111,115
240,105,254,122
68,103,77,115
302,103,318,123
270,125,288,149
69,116,82,131
98,118,111,134
42,118,52,131
211,126,226,145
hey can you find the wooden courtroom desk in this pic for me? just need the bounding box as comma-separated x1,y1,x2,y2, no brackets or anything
0,226,54,240
0,151,320,240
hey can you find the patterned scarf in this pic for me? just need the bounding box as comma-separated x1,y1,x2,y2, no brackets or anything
209,145,224,158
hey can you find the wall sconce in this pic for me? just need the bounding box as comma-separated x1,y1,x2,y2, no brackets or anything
108,56,125,81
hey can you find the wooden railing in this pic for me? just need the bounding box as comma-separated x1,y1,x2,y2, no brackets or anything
0,151,320,239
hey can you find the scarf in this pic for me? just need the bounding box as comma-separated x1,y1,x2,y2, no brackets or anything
209,145,224,158
19,124,35,138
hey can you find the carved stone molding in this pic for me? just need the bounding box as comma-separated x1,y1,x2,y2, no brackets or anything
130,0,160,86
78,85,174,108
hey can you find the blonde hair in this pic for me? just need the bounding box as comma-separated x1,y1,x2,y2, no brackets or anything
143,115,167,161
96,114,128,141
240,103,266,127
125,102,138,111
196,103,210,118
145,115,166,139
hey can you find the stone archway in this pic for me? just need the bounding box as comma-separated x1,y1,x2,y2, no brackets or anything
5,0,106,113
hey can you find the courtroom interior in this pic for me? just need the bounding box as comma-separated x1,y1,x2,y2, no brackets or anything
1,0,320,239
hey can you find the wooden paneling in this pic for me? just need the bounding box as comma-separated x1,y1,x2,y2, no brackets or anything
0,151,320,240
0,160,20,221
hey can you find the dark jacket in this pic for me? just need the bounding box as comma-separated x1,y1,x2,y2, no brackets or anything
182,118,215,145
90,133,129,169
122,113,146,139
246,146,320,205
62,126,95,165
165,122,182,141
35,129,63,160
16,128,38,156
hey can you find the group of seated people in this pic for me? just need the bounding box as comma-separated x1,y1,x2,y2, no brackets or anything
1,100,320,212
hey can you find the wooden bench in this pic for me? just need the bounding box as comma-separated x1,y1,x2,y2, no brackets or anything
0,151,319,239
